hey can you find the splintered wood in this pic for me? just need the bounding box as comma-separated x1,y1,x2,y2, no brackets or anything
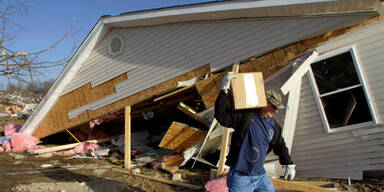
159,121,207,152
272,178,338,192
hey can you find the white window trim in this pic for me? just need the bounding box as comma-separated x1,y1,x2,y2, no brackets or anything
308,44,378,134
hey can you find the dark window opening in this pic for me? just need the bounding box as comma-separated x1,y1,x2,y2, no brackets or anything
320,87,372,128
311,50,373,129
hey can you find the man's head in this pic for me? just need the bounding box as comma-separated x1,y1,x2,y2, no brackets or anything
258,90,285,118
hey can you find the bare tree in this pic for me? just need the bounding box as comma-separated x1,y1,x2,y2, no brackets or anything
0,0,76,85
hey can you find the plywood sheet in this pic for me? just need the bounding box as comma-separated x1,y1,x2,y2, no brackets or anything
159,121,207,152
195,76,220,109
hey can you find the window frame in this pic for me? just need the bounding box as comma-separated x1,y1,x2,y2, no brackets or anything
308,45,378,134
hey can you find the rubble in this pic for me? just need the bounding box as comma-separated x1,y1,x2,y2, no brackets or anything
0,90,42,119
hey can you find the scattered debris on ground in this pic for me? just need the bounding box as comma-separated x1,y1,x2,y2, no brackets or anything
0,89,382,192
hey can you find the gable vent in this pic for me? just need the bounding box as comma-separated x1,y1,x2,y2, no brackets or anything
108,35,123,56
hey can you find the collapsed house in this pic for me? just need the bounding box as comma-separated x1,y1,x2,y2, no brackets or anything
20,0,384,180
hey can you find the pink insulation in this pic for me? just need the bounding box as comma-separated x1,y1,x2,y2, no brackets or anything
205,177,228,192
74,142,100,153
63,142,100,155
2,140,12,152
63,149,76,156
3,124,22,136
10,133,40,152
89,110,124,128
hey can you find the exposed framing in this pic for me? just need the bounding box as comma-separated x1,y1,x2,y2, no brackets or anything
307,44,378,134
124,106,131,169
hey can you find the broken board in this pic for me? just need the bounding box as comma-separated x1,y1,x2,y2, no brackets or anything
159,121,207,152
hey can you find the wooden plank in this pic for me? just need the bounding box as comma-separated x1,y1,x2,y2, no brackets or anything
112,168,203,190
177,102,207,126
167,129,197,150
124,106,131,169
176,130,206,152
192,118,218,168
232,61,240,73
292,181,336,189
217,62,240,176
32,137,113,154
161,155,184,167
195,76,220,108
161,164,179,174
153,85,194,102
239,62,255,73
191,156,217,167
217,127,230,176
158,122,186,148
159,121,207,152
271,178,336,192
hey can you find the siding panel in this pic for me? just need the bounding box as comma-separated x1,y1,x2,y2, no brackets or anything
292,21,384,180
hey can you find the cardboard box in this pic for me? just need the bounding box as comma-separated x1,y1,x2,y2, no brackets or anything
231,72,267,110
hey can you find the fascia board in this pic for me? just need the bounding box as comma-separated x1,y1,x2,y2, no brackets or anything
20,19,109,134
103,0,376,27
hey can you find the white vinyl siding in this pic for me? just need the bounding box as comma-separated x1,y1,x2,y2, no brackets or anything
63,15,373,118
292,21,384,180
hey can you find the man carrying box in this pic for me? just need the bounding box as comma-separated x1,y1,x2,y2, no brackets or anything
214,72,296,192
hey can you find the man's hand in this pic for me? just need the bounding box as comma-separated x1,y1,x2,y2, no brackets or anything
221,72,234,90
284,164,296,181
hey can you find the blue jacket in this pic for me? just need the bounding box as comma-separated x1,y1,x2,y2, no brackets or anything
214,90,293,173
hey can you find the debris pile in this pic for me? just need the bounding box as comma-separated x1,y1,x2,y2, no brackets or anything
0,90,42,119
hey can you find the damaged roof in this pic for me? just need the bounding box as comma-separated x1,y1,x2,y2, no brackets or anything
20,0,381,136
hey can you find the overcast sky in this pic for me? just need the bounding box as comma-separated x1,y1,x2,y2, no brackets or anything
7,0,217,83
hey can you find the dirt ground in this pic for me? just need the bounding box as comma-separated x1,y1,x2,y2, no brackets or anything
0,151,382,192
0,152,210,192
0,118,382,192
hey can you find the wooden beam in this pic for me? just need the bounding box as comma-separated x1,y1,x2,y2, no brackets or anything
272,178,336,192
153,85,194,102
159,121,207,152
132,94,196,118
217,62,239,176
217,127,230,176
124,106,131,169
291,181,336,189
177,102,207,126
192,118,218,168
195,76,220,108
32,137,113,154
112,168,203,190
232,61,240,73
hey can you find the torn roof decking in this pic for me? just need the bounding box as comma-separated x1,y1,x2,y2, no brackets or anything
21,0,381,138
32,64,211,138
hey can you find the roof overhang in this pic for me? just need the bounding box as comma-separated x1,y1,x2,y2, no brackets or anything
103,0,378,28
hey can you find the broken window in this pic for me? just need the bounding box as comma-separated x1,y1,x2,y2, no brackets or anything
309,46,376,131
